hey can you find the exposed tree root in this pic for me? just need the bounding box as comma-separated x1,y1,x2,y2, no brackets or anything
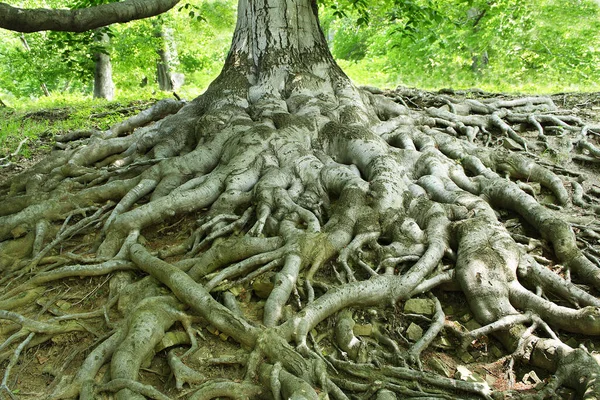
1,59,600,399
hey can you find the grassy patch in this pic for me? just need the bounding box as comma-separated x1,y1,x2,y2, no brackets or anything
0,92,168,165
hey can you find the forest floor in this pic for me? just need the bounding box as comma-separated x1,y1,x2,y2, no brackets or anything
1,87,599,400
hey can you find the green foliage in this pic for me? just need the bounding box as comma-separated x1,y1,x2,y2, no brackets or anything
322,0,600,93
178,2,208,23
0,0,236,100
321,0,371,26
388,0,446,41
0,31,93,98
1,0,599,105
46,29,110,78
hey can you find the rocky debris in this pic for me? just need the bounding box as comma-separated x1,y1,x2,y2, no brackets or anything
428,357,452,378
464,319,482,331
252,273,275,298
455,365,490,389
406,322,424,341
457,349,475,363
353,323,373,336
404,298,435,316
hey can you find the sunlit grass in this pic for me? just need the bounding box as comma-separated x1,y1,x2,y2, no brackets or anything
339,57,600,95
0,91,169,159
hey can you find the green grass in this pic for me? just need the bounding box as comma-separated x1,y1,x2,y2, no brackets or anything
0,91,172,161
338,57,600,95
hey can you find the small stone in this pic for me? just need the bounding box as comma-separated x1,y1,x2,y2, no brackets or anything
219,332,229,341
353,324,373,336
470,349,484,360
10,225,28,239
491,345,504,358
454,365,473,380
36,297,49,307
504,218,520,229
434,334,453,349
205,324,219,335
155,331,190,352
404,298,435,316
42,364,56,375
486,374,497,386
406,323,423,342
539,194,557,206
229,286,242,296
457,349,475,363
527,182,541,195
56,300,71,310
459,313,472,323
522,370,542,385
502,137,524,150
252,279,274,299
464,319,482,331
455,365,488,387
428,357,451,377
566,337,578,348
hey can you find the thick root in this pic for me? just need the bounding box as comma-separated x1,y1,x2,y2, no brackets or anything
1,83,599,400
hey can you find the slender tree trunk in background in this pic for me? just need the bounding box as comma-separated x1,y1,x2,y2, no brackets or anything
155,24,183,91
93,31,115,100
40,82,50,96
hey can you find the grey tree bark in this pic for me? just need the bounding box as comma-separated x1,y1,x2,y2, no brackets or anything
155,24,184,91
1,1,600,400
0,0,180,32
93,31,115,100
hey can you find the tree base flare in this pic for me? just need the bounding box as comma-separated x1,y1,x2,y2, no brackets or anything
1,83,600,400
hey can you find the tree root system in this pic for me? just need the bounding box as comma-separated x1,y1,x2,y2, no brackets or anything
1,81,600,400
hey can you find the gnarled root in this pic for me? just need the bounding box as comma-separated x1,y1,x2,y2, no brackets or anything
1,83,599,400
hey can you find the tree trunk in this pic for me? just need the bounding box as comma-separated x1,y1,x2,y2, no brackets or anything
93,31,115,100
155,24,184,91
227,0,337,73
214,0,349,101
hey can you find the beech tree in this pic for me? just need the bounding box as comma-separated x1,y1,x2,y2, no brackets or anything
155,23,184,92
1,1,600,399
93,30,116,100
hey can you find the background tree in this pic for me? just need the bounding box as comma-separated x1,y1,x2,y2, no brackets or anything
2,0,599,100
1,1,600,400
0,0,234,100
92,29,116,100
154,22,182,91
